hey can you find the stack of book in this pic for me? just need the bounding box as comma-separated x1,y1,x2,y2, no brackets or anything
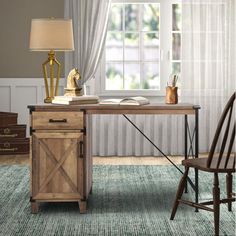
52,95,99,105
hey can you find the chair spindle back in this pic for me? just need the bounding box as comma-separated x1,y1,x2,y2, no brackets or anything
207,93,235,169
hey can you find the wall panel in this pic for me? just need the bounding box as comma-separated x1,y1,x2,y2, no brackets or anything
0,86,11,112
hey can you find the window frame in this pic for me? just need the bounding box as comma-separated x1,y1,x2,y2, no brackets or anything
95,0,182,97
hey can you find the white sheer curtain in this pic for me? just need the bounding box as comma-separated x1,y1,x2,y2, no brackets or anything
92,114,184,156
64,0,235,156
64,0,184,157
181,0,236,152
64,0,111,86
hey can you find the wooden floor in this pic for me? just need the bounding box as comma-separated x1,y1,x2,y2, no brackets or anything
0,154,207,165
93,156,183,165
0,154,29,165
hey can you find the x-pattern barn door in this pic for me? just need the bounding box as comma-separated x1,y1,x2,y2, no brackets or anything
32,132,84,200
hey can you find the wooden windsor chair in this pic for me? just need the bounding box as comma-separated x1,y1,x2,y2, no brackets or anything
170,92,235,236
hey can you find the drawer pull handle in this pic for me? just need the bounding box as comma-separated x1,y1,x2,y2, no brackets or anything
49,119,67,123
0,148,18,152
0,134,18,138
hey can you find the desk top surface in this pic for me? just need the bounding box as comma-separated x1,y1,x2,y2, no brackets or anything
28,103,200,115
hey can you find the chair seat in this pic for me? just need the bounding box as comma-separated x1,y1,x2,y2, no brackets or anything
182,156,235,173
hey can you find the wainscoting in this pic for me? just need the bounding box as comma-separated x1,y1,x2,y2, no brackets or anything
0,78,65,137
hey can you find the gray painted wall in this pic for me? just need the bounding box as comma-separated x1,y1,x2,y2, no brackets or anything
0,0,65,78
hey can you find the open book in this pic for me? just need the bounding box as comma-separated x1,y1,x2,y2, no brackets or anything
100,96,149,106
52,95,99,105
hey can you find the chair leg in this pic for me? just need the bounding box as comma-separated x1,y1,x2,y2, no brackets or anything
226,173,232,211
213,173,220,236
170,167,189,220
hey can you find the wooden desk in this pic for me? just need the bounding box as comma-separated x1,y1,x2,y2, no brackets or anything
28,103,200,213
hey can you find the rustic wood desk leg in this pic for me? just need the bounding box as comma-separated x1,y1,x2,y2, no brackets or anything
184,115,188,193
195,108,199,212
31,201,39,214
78,200,87,214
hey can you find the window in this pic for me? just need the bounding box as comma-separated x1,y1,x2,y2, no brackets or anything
99,0,182,96
172,3,181,78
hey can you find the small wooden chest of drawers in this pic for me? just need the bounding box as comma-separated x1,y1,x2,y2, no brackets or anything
0,112,29,155
0,112,17,126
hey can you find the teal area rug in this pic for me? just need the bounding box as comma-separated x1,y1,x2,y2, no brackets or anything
0,165,235,236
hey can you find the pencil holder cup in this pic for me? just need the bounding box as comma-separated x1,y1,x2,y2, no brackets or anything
165,86,178,104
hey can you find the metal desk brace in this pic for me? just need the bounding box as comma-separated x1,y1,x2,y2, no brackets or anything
123,106,200,211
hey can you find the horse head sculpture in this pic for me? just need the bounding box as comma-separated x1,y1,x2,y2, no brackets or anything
66,68,81,89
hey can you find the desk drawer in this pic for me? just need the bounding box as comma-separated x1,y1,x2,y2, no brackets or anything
32,112,83,130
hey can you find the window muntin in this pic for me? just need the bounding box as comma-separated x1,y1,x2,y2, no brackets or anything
105,3,160,90
100,0,182,95
172,3,182,83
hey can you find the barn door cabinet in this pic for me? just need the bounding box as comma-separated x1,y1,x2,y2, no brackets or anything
28,105,92,214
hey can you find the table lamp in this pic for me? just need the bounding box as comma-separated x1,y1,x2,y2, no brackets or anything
29,18,74,103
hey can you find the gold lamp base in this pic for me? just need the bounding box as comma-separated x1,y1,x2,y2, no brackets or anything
43,50,61,103
44,97,53,103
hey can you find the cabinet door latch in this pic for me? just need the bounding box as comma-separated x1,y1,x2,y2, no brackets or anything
79,141,83,158
81,127,86,135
